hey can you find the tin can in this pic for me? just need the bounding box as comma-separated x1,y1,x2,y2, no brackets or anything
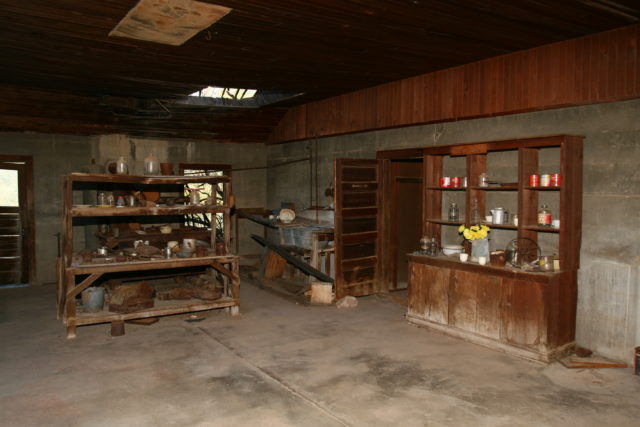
540,174,551,187
451,176,461,188
551,173,561,187
635,346,640,375
529,174,540,187
439,177,451,188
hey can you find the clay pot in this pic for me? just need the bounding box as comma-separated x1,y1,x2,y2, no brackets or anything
160,162,174,176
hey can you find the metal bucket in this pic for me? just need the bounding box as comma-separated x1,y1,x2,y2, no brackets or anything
81,287,105,313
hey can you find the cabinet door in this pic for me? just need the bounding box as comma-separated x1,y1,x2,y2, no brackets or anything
450,270,502,340
334,158,380,298
407,262,449,324
501,279,545,349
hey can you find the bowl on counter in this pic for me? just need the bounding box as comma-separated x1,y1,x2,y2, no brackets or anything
442,244,464,256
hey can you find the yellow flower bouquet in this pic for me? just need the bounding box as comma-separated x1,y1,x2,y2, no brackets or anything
458,224,490,241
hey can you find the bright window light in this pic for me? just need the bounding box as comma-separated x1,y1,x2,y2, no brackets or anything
189,86,257,99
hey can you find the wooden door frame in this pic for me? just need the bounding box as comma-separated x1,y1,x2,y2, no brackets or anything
0,155,36,284
376,148,424,292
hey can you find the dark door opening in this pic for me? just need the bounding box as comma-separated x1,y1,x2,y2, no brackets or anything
0,155,35,285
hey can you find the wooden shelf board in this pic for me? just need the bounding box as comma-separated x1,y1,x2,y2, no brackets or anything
480,222,518,230
522,225,561,233
75,297,237,325
69,255,239,274
68,172,230,184
425,186,466,191
426,218,465,225
524,186,561,191
469,185,518,191
71,205,229,217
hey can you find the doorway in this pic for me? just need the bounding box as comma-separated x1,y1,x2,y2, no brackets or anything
376,148,424,292
0,155,35,285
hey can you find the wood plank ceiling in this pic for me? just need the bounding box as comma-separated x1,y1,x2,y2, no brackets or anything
0,0,638,142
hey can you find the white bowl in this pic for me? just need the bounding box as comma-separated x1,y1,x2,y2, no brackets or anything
442,244,464,256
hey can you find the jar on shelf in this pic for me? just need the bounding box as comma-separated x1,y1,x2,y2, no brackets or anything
115,156,128,175
538,204,552,226
448,202,460,221
97,191,107,206
143,153,160,175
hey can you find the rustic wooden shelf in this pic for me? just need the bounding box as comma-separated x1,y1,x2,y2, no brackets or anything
58,173,240,339
413,135,583,363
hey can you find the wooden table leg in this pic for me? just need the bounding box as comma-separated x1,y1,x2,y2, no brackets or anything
231,259,240,316
65,272,77,339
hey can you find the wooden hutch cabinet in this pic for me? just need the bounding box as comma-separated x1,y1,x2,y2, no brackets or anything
406,135,583,362
56,173,240,338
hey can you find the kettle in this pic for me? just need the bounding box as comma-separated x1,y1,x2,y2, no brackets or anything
490,207,509,225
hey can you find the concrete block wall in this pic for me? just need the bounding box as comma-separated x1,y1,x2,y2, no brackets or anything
0,133,267,285
267,99,640,363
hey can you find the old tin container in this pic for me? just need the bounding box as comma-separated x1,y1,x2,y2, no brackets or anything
439,177,451,188
551,173,561,187
540,174,551,187
529,174,540,187
451,176,461,187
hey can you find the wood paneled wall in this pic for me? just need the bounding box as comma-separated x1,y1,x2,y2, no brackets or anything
268,24,639,144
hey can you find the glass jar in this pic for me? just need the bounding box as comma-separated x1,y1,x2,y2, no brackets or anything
419,236,429,254
115,156,128,175
448,202,460,221
479,173,489,187
538,204,552,226
143,153,159,175
97,191,107,206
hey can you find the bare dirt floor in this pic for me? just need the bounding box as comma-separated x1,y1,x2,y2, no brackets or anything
1,282,639,426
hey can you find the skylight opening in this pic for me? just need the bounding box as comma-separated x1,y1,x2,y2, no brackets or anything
189,86,257,100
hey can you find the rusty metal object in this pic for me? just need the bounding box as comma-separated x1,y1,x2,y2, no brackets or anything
108,281,155,313
157,288,194,300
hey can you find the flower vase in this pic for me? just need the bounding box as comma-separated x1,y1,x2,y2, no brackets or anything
471,238,489,262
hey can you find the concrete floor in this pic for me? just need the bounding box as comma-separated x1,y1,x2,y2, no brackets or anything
1,283,639,427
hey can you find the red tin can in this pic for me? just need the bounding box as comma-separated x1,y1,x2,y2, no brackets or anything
551,173,561,187
529,174,540,187
439,177,451,188
451,176,461,188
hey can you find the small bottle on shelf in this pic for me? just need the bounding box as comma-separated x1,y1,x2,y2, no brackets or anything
471,199,481,223
537,204,552,226
448,202,460,221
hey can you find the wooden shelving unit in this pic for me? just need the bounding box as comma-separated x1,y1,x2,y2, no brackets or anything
56,173,240,339
410,135,583,362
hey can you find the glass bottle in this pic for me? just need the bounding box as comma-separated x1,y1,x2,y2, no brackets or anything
471,198,481,223
448,202,460,221
97,191,107,206
115,156,128,175
538,204,552,226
